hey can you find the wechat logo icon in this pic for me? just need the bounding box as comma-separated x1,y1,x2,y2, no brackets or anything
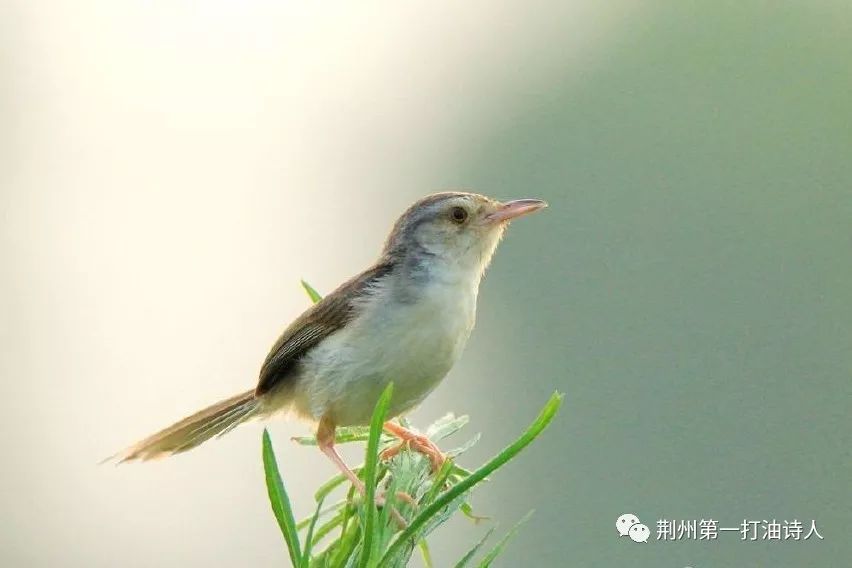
617,513,650,543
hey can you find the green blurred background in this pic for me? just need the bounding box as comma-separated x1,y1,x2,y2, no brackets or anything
2,1,849,567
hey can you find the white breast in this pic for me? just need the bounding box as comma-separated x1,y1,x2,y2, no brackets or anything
294,274,478,426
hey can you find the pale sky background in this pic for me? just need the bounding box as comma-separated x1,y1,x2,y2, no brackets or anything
2,2,850,567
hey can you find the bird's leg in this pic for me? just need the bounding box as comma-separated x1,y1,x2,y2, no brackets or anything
316,416,409,527
316,416,366,494
381,420,446,472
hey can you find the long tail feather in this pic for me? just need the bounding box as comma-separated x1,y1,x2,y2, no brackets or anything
111,389,260,462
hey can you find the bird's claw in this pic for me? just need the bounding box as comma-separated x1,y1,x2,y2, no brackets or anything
381,433,447,472
369,490,414,529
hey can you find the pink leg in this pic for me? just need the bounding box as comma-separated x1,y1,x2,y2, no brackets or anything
317,416,366,493
316,416,408,527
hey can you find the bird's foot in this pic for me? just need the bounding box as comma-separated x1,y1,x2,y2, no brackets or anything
376,490,418,510
382,423,447,472
369,491,412,529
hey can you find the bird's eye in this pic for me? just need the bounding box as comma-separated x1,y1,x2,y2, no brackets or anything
450,206,468,223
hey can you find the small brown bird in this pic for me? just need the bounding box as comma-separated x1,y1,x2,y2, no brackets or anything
116,192,547,495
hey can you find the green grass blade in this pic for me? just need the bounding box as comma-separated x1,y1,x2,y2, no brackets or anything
332,518,362,566
332,486,360,567
296,498,345,530
453,527,495,568
425,413,469,441
446,433,481,459
293,426,374,446
423,459,455,504
476,511,534,567
301,497,326,567
418,539,434,568
314,472,350,502
379,392,563,565
459,502,489,523
301,279,323,303
359,382,394,568
310,508,350,546
262,429,302,567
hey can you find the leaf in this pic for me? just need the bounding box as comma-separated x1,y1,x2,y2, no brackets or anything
450,465,475,485
453,527,495,568
423,459,456,504
378,392,563,565
425,413,470,441
460,502,489,523
312,511,359,568
446,433,481,459
262,429,302,567
314,472,350,503
332,489,361,567
296,498,345,530
358,382,394,568
309,509,346,549
301,279,323,303
301,496,326,567
477,511,534,567
292,426,376,446
419,539,434,568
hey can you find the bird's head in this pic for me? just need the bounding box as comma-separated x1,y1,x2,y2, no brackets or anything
383,192,547,282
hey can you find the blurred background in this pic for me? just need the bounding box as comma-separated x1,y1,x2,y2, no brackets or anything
1,1,850,566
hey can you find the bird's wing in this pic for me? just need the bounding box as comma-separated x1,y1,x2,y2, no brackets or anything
255,261,394,395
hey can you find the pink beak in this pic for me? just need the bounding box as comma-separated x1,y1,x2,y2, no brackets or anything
486,198,548,222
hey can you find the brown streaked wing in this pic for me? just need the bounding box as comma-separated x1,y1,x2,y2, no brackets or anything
254,261,394,395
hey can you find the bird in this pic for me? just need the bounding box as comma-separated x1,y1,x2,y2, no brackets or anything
115,191,547,496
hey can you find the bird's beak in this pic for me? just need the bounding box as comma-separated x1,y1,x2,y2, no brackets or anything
486,198,548,223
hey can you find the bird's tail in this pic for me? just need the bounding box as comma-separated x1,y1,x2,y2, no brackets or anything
112,389,260,463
